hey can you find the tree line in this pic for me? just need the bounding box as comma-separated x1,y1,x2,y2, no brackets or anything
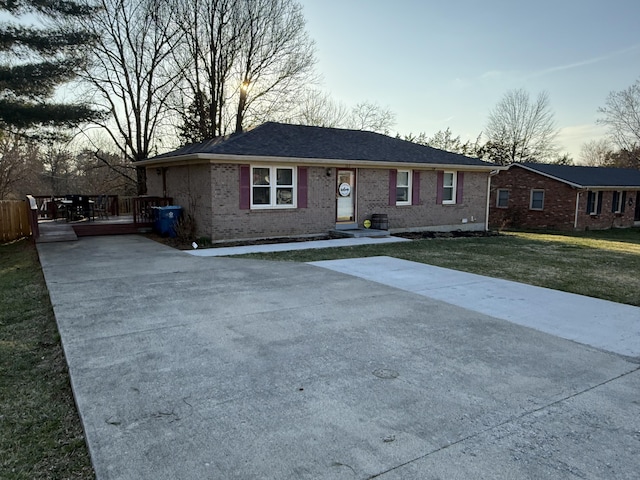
1,0,639,200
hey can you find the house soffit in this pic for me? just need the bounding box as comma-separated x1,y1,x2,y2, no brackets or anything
139,153,502,172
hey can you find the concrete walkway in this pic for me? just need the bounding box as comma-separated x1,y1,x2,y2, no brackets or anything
37,236,640,480
310,256,640,358
187,235,410,257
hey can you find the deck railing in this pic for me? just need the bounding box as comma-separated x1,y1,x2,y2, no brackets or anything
132,196,173,225
33,195,120,220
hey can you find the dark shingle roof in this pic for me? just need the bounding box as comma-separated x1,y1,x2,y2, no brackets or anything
149,122,492,167
516,162,640,188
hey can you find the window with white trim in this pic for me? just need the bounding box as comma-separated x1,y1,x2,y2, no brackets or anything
251,166,296,208
496,189,509,208
530,190,544,210
612,191,625,213
442,171,456,204
587,191,601,215
396,170,412,205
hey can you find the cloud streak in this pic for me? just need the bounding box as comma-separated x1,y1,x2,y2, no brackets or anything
526,44,640,79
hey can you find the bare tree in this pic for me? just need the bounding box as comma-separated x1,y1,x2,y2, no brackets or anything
346,101,396,134
234,0,316,132
171,0,316,141
484,89,559,164
287,89,350,128
579,139,614,166
0,132,41,199
598,78,640,167
289,92,396,134
72,0,183,194
172,0,242,142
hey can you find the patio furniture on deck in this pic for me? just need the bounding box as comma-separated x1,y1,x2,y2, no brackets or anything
94,195,109,220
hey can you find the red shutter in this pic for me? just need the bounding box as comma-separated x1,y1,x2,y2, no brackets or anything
297,167,308,208
411,171,420,205
239,165,250,210
436,171,444,204
389,169,397,206
456,172,464,204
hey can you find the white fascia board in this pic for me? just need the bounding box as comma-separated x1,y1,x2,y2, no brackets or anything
139,153,502,172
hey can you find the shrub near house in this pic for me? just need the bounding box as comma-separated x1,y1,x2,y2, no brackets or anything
489,163,640,231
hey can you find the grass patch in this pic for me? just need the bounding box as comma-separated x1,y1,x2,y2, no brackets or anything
0,240,94,479
238,228,640,306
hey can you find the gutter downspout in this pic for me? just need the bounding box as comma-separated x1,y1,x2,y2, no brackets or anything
574,190,581,230
486,169,500,231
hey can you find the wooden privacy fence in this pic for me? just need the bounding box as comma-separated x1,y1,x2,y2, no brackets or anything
0,200,32,243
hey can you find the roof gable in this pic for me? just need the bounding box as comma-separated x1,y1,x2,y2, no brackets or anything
513,162,640,188
149,122,492,167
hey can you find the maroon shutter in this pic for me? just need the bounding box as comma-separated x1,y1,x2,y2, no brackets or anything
411,171,420,205
297,167,308,208
436,171,444,204
389,169,397,206
239,165,250,209
456,172,464,204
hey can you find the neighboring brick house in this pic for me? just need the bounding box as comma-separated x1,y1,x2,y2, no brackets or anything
140,122,497,242
489,163,640,231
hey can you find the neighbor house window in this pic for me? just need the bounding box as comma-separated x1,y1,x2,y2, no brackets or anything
442,171,456,204
396,170,412,205
587,191,602,215
612,191,626,213
251,166,296,208
530,190,544,210
497,189,509,208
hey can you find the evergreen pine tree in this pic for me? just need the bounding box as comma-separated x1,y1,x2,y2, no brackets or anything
0,0,98,130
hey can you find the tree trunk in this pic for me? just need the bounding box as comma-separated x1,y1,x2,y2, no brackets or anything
136,166,147,196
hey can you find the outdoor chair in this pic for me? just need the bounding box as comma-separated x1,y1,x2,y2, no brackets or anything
94,195,109,219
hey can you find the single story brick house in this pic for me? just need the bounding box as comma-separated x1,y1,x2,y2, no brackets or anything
140,122,498,242
489,162,640,231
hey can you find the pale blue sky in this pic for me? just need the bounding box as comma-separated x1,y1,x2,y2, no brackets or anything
299,0,640,159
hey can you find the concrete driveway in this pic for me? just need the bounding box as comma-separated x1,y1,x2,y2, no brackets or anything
37,235,640,479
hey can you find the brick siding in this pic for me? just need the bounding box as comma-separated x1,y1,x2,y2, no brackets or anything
489,167,639,230
148,163,490,241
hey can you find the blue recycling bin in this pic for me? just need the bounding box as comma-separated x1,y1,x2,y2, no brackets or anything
155,206,182,237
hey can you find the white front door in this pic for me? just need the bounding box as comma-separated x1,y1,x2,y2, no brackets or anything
336,169,356,225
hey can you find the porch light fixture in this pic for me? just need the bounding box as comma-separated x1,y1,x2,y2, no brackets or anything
326,168,332,177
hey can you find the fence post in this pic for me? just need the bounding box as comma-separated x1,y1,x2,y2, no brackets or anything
26,195,39,240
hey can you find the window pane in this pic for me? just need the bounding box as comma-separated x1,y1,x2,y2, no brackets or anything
276,168,293,186
443,186,454,202
397,171,409,187
253,186,270,205
276,188,293,205
531,191,544,209
253,168,270,185
396,187,409,202
443,172,454,188
498,190,509,207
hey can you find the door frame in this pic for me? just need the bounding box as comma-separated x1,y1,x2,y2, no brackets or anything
335,168,357,228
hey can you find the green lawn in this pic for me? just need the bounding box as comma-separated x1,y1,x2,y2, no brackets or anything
0,240,94,480
238,228,640,307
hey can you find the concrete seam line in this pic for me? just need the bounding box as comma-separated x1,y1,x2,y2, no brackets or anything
367,365,640,479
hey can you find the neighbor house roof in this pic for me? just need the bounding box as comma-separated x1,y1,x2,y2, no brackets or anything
514,162,640,189
142,122,494,169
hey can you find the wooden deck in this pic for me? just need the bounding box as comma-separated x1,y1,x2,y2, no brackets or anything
37,216,153,243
